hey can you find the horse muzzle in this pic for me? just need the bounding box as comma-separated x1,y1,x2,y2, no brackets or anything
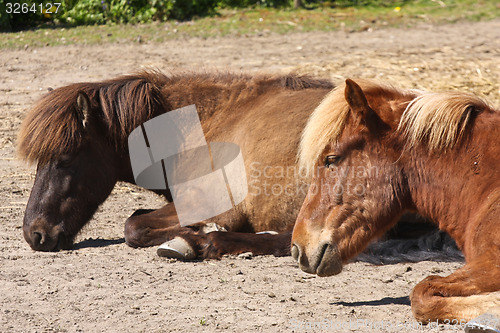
291,241,343,277
23,217,71,252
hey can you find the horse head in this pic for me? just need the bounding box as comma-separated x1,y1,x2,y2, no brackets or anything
291,79,420,276
18,73,167,251
291,78,495,277
18,88,119,251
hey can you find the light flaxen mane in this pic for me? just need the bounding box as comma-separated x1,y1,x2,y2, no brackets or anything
398,91,490,151
298,79,407,175
299,79,492,175
298,82,350,176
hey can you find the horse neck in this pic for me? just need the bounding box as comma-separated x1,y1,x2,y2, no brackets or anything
115,76,285,185
402,113,500,249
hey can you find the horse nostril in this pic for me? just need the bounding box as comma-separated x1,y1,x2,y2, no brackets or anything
291,244,300,261
318,243,329,262
32,231,44,246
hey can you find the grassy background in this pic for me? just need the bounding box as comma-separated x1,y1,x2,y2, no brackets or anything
1,0,499,49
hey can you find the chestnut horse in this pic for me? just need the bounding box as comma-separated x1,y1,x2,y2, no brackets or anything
291,79,500,322
18,71,334,256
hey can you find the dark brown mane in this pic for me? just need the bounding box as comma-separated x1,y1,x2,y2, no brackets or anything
18,83,88,165
18,71,333,165
93,71,170,147
17,71,169,165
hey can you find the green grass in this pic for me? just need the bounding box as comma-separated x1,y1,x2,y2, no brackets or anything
1,0,499,49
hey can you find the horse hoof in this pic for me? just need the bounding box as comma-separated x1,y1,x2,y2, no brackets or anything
465,313,500,333
256,231,278,235
157,237,196,260
201,222,227,234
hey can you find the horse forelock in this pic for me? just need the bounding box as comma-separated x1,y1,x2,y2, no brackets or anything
17,84,87,165
17,71,169,165
298,85,349,176
299,79,495,175
298,79,404,176
398,91,492,151
97,72,169,145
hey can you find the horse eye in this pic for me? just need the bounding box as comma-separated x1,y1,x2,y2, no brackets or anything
56,156,73,169
325,155,341,168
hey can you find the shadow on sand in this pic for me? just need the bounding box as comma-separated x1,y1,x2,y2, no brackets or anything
73,238,125,250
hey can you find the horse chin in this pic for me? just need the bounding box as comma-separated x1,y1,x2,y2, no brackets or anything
316,261,343,277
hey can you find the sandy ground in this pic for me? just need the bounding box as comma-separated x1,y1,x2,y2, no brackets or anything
1,19,499,333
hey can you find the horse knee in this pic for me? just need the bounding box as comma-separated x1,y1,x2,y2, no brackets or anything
410,276,447,323
124,216,144,248
410,282,432,322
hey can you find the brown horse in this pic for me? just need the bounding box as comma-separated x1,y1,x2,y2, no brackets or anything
18,71,334,256
291,79,500,322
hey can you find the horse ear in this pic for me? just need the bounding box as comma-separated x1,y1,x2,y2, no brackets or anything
76,92,90,129
344,79,381,132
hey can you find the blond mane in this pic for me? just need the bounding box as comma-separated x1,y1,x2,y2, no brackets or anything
299,80,493,176
298,84,350,176
298,79,406,175
398,91,490,151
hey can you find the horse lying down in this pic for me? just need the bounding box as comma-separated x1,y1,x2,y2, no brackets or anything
19,71,327,254
18,71,498,325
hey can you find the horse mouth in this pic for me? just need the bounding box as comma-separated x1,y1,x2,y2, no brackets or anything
54,232,73,251
292,242,343,277
27,229,73,252
315,243,343,277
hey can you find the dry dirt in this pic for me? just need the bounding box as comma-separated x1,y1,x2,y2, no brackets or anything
1,19,499,333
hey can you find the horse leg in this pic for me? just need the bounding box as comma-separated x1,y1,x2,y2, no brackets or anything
124,203,187,247
199,229,292,258
410,251,500,323
125,204,292,259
